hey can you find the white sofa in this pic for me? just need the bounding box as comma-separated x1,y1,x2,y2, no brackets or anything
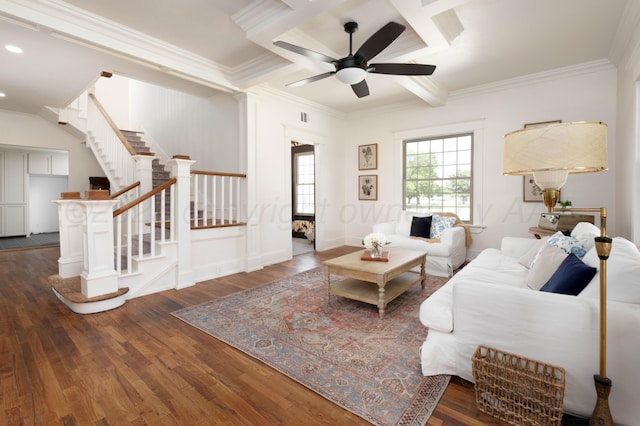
372,212,468,277
419,223,640,424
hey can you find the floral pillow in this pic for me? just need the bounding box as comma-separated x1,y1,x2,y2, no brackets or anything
430,214,456,239
546,231,594,259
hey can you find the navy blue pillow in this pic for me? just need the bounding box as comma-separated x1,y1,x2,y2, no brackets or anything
540,253,597,296
410,216,432,238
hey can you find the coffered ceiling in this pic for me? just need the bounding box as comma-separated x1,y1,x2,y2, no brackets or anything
0,0,630,114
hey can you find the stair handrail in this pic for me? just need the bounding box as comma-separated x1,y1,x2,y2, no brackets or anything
191,170,247,178
110,181,140,199
88,93,136,156
113,178,176,217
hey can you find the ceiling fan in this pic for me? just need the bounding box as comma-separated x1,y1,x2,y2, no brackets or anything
273,21,436,98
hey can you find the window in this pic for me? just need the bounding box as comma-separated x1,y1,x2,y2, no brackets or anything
293,150,315,215
403,133,472,221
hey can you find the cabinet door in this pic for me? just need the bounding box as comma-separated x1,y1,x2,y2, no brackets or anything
29,151,50,174
4,205,26,236
51,152,69,175
4,152,27,202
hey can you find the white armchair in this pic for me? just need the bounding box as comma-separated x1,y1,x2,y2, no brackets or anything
372,212,468,277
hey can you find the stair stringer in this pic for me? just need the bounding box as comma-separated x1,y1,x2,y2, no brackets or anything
119,240,179,299
85,130,125,190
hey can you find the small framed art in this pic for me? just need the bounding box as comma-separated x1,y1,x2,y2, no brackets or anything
359,175,377,200
358,144,377,170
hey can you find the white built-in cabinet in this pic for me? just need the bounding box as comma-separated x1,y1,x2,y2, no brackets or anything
0,150,28,237
0,148,69,237
28,151,69,175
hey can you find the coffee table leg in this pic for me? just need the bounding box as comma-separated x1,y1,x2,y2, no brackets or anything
325,266,332,305
377,277,386,319
420,255,427,289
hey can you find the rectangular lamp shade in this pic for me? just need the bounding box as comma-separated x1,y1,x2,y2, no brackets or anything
503,121,608,176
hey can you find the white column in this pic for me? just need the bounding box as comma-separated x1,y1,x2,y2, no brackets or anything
167,156,196,289
235,92,262,272
80,199,119,298
54,199,84,278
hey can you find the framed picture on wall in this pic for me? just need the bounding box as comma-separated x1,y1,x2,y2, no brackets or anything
522,120,561,202
359,175,377,200
358,144,377,170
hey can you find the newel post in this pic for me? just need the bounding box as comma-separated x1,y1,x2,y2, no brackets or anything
134,153,154,195
54,192,84,278
167,155,196,289
80,196,119,298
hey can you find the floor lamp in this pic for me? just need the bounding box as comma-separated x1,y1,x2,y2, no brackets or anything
502,121,614,425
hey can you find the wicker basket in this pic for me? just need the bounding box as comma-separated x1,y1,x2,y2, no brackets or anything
472,345,566,426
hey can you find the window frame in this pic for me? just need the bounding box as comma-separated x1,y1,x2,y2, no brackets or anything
292,147,315,216
393,119,486,226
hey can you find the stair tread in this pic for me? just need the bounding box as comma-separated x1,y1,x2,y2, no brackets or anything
49,275,129,303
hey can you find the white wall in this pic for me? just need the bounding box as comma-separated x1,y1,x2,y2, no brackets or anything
345,63,618,258
0,110,102,194
612,2,640,242
128,80,240,172
94,75,130,130
251,90,347,265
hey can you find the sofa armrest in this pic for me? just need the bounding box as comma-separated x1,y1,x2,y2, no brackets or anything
440,226,465,248
500,236,541,258
452,281,640,420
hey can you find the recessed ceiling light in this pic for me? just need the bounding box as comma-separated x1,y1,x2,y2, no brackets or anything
0,92,6,97
5,45,23,54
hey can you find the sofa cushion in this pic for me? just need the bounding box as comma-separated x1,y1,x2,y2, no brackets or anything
430,214,457,239
410,216,432,238
518,238,547,268
525,244,568,290
372,221,396,236
540,253,597,295
547,231,594,259
386,234,452,256
578,237,640,303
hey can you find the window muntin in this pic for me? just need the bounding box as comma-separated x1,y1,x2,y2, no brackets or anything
403,133,472,221
294,151,315,215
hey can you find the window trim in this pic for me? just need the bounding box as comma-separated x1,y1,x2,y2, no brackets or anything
393,119,485,225
291,145,315,216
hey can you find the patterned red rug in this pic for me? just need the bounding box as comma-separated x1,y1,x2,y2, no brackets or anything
172,267,450,426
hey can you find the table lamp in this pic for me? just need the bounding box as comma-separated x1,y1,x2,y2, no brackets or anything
503,121,614,425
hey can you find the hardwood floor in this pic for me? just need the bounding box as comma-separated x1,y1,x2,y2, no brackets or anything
1,245,507,425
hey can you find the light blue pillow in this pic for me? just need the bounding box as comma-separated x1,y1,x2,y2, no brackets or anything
547,231,594,259
430,214,456,239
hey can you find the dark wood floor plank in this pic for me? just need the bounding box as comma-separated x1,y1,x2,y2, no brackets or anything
1,246,509,425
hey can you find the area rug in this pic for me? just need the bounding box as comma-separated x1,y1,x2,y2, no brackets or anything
172,267,450,426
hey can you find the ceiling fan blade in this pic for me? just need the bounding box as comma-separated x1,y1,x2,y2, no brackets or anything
368,63,436,76
351,79,370,98
355,22,405,62
273,41,337,64
286,71,335,88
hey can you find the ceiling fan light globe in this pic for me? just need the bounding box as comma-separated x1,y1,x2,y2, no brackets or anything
335,67,366,85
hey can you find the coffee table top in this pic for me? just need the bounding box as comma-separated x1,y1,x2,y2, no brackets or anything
323,247,426,274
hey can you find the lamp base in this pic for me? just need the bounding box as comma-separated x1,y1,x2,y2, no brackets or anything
589,375,614,425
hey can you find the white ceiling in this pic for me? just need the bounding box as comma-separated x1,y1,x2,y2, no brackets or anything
0,0,629,115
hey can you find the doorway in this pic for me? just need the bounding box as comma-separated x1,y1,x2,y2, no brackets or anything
291,142,315,255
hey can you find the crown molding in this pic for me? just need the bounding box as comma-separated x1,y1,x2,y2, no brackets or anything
256,84,347,120
448,59,616,101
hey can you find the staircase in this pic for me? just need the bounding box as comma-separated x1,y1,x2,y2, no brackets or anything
50,93,248,314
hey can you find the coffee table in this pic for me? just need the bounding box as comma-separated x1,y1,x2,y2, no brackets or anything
323,248,427,319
